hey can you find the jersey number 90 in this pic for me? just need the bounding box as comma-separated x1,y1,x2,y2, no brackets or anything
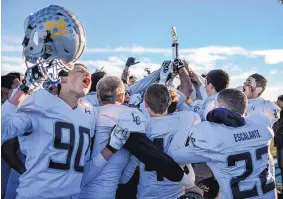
48,121,91,173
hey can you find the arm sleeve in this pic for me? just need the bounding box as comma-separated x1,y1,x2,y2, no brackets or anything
123,132,185,182
81,152,108,187
129,68,161,95
120,155,139,184
198,85,207,100
121,69,129,84
1,101,32,145
169,145,211,165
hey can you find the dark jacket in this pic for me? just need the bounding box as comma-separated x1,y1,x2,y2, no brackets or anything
273,110,283,148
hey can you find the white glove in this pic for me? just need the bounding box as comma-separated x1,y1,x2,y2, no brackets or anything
159,60,173,85
106,125,130,153
19,65,45,93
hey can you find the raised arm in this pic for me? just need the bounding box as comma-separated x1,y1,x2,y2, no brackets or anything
1,90,32,144
177,60,193,99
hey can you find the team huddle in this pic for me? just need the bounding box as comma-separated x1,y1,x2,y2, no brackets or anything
1,5,281,199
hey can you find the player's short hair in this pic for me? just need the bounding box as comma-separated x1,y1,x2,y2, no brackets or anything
145,84,171,115
96,76,124,103
278,95,283,102
249,73,267,96
90,71,106,92
7,72,23,81
129,75,137,80
1,75,18,89
217,88,248,114
206,70,230,92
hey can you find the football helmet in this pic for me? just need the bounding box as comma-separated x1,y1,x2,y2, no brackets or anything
22,5,86,82
178,192,204,199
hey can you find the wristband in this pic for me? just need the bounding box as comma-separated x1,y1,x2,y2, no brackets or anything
106,144,118,154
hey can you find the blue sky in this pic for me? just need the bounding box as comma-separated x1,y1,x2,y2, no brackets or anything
1,0,283,100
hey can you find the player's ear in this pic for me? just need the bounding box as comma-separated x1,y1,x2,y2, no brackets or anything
144,100,149,108
118,93,125,104
209,83,215,91
255,87,263,95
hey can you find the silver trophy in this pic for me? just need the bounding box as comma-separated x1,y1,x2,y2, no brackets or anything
171,26,179,59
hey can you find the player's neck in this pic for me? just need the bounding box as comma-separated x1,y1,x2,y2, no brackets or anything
58,92,79,109
149,111,167,118
99,101,121,106
207,90,217,97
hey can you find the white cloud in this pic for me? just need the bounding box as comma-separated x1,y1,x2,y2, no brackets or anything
269,69,277,75
261,85,283,102
221,63,242,72
80,56,160,79
2,36,282,65
1,44,22,52
251,49,283,64
180,53,226,65
1,56,24,64
1,63,26,74
1,36,23,44
230,71,257,81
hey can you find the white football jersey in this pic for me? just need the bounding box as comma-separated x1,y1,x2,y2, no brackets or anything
1,89,96,198
189,93,217,121
136,111,200,199
246,97,281,127
171,118,276,199
80,104,146,199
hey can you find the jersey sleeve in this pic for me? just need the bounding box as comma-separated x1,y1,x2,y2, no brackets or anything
81,152,108,187
120,155,139,184
129,68,161,95
169,112,201,151
1,100,32,144
169,125,216,164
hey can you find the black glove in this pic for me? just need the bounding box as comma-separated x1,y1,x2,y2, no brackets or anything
173,58,185,72
19,65,45,94
126,57,139,67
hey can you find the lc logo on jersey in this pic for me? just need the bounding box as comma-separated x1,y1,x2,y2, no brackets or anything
132,113,141,125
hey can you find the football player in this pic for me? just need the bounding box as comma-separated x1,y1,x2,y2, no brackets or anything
170,89,277,199
188,69,230,121
80,76,195,199
242,73,281,127
120,83,203,199
1,5,130,198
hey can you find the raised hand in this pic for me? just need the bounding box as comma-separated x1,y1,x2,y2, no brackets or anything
19,65,45,94
126,57,140,67
159,60,173,85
